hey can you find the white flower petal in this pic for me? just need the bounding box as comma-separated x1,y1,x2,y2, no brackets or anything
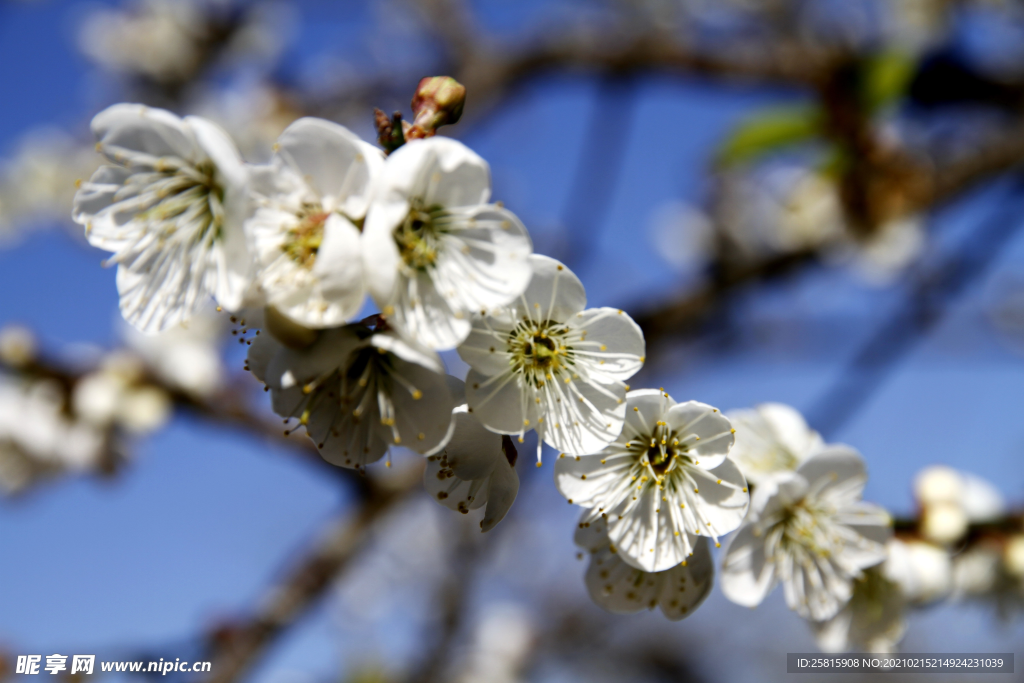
268,213,365,328
465,369,535,435
664,400,734,470
580,516,714,619
274,117,383,220
73,165,134,247
432,205,533,306
689,457,750,537
758,402,823,461
456,319,516,376
659,539,715,620
728,402,823,484
387,271,473,349
566,307,645,381
620,388,674,435
369,329,444,373
383,137,491,209
749,470,808,523
439,409,500,481
783,554,855,621
720,522,778,608
884,538,951,604
795,444,867,505
554,451,627,509
265,327,362,389
424,456,488,512
959,472,1006,522
387,357,457,454
541,375,627,456
423,408,519,531
481,453,519,532
186,115,248,192
511,254,586,321
310,377,390,468
360,199,404,306
245,331,281,382
93,103,199,162
813,569,906,654
606,483,691,572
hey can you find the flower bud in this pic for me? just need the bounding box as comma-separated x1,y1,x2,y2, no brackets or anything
920,501,968,545
914,465,961,506
0,325,36,367
374,108,408,154
1004,535,1024,578
120,386,172,434
408,76,466,139
74,372,128,427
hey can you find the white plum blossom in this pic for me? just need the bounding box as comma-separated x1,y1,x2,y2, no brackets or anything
73,104,252,333
247,118,383,328
813,537,951,653
727,402,823,484
425,382,520,532
0,377,105,493
812,564,906,654
77,0,288,85
72,352,171,435
555,389,747,572
574,513,714,619
951,539,1024,618
720,445,892,621
914,466,1005,545
460,255,645,462
247,317,456,469
362,136,533,349
0,128,100,242
915,465,1006,520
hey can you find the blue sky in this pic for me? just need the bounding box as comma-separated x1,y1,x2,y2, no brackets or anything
1,1,1023,681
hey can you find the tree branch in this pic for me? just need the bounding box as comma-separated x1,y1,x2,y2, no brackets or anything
203,473,418,683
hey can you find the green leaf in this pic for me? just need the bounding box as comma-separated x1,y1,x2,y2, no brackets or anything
862,50,917,113
716,106,824,167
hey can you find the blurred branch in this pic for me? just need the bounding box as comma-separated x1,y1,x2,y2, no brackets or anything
807,181,1024,437
635,125,1024,343
204,472,419,683
893,513,1024,540
533,603,710,683
560,75,639,269
922,123,1024,209
408,520,480,683
632,248,819,340
0,353,327,468
309,16,837,124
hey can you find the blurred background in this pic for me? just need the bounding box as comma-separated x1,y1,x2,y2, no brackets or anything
1,0,1024,681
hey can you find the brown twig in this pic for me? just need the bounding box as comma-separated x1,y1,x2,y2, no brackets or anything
203,472,419,683
408,520,480,683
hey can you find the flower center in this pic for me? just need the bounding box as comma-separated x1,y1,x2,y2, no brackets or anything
642,434,692,476
394,202,444,271
771,500,836,559
508,320,574,386
283,205,328,269
138,160,223,240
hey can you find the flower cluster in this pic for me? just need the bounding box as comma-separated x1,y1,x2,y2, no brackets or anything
72,92,911,630
0,322,208,495
0,374,106,494
72,93,648,538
